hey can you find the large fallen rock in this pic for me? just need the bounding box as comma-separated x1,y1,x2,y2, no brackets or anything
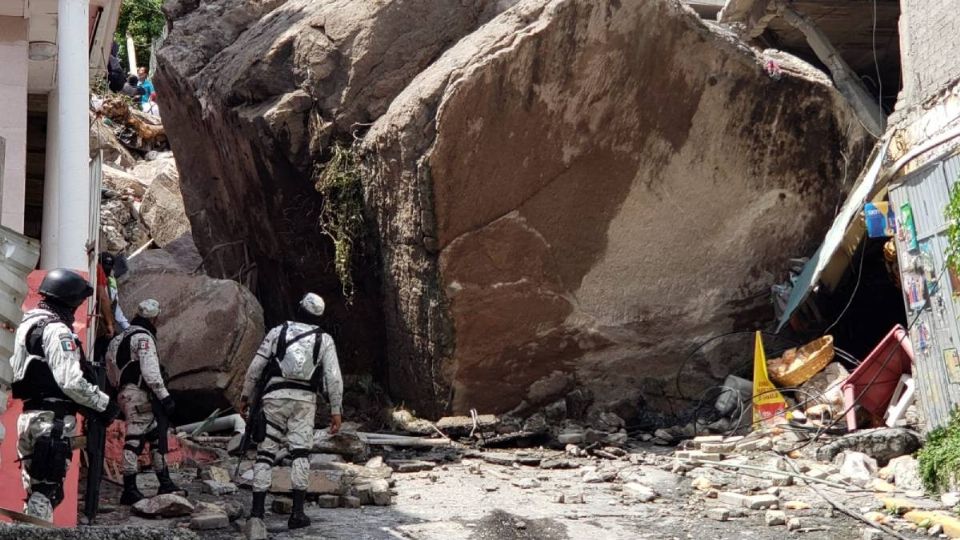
99,195,149,255
136,157,192,247
119,247,265,414
90,114,137,169
103,164,147,198
156,0,512,376
360,0,871,415
158,0,870,417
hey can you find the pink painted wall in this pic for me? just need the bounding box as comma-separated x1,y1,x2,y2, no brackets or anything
0,270,91,526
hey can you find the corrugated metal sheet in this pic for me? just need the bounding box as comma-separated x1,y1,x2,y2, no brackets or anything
0,226,41,380
889,150,960,430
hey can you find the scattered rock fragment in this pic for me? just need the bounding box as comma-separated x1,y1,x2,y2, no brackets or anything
787,517,802,531
243,517,268,540
133,494,195,518
202,479,238,496
342,495,362,509
718,492,779,510
888,455,923,492
784,501,811,510
271,498,293,515
190,503,230,530
317,495,340,508
624,483,658,502
836,451,878,488
765,510,786,526
862,528,884,540
388,460,436,473
512,478,541,489
708,508,730,522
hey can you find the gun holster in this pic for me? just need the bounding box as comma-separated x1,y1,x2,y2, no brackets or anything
29,418,70,505
251,407,266,444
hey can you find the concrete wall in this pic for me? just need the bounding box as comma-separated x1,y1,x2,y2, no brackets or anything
0,16,28,233
897,0,960,111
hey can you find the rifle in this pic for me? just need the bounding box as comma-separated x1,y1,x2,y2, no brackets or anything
79,340,107,525
233,366,271,479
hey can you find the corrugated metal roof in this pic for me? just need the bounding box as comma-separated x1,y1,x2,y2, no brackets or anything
0,226,41,383
776,138,891,331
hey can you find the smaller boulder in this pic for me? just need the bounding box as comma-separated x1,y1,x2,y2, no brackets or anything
132,494,195,518
836,451,878,488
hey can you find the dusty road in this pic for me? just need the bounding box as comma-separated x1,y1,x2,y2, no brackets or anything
89,444,897,540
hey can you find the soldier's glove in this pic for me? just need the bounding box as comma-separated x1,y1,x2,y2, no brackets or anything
99,400,121,424
160,395,176,417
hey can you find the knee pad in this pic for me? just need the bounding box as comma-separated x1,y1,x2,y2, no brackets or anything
289,448,311,461
32,481,65,508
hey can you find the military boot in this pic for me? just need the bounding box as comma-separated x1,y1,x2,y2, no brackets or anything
120,474,144,505
288,489,311,530
156,467,183,495
250,491,267,519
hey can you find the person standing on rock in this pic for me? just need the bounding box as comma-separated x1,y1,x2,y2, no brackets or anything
240,293,344,530
8,269,119,522
106,298,181,504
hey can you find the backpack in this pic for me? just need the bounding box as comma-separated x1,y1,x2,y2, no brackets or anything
263,322,326,394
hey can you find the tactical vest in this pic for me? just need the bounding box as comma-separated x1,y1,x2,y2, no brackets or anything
114,328,153,389
263,322,326,395
11,314,76,413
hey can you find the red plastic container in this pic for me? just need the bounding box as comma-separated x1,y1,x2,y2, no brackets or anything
842,325,914,431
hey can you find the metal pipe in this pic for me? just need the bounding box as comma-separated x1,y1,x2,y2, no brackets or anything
175,414,246,435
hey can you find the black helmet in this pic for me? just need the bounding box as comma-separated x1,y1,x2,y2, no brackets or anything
39,268,94,308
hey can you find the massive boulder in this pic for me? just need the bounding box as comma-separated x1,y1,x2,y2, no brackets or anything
361,0,870,415
156,0,513,378
119,244,264,415
137,156,192,247
158,0,870,417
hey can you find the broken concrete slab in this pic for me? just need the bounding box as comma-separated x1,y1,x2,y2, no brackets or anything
317,495,340,508
765,510,786,526
342,495,362,509
201,479,238,496
718,492,779,510
189,503,230,531
132,494,195,518
387,459,436,473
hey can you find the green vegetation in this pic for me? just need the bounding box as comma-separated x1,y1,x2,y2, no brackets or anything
918,408,960,492
114,0,166,72
315,143,366,304
947,179,960,275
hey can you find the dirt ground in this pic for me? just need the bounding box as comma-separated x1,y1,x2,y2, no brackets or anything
83,443,913,540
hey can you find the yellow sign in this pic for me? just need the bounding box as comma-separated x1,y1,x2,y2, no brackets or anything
752,331,787,427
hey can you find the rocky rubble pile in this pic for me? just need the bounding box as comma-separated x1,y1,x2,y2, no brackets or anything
92,95,191,255
664,429,960,538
